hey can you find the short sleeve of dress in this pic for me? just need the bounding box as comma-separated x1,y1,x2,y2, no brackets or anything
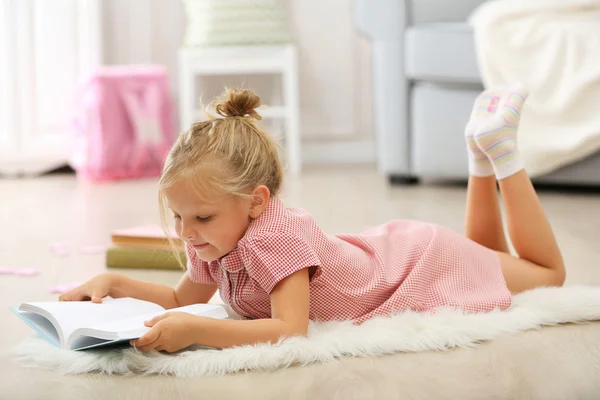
243,231,321,293
185,243,217,285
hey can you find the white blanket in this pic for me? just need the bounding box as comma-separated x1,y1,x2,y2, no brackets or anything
11,285,600,377
469,0,600,177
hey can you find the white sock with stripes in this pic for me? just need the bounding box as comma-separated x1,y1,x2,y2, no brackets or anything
473,88,528,180
464,89,508,177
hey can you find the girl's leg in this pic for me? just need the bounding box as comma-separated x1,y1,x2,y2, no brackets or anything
465,176,509,252
495,171,565,293
473,89,565,293
464,89,510,252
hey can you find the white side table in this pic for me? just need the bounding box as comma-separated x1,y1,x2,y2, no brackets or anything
178,44,301,175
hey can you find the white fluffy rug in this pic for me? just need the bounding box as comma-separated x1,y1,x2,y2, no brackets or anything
12,285,600,377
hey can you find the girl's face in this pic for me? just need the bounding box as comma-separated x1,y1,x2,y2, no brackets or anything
166,179,268,262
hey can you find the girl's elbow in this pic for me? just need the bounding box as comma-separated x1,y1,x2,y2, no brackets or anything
295,327,309,337
285,322,308,338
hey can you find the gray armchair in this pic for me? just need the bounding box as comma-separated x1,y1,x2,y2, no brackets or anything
354,0,600,185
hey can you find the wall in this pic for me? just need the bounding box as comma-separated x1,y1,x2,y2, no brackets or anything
0,0,103,176
102,0,375,163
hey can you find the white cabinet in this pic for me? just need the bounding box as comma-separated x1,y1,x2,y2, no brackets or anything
0,0,102,176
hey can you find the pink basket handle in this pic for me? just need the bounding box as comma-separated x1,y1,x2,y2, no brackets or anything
120,83,165,174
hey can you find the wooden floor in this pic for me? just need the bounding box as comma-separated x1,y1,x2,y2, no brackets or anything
1,166,599,399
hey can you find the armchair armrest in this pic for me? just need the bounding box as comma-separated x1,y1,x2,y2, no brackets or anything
411,0,489,25
354,0,407,41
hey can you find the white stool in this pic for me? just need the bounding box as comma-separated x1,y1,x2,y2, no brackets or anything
178,44,301,175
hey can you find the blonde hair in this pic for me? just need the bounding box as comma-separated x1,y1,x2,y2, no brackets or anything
158,88,285,265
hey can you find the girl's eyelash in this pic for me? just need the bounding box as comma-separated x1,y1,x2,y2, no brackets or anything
172,214,212,221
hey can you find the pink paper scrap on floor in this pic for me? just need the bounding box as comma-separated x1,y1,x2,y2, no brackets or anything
0,267,14,275
14,269,40,276
49,282,81,294
79,245,106,255
50,243,69,257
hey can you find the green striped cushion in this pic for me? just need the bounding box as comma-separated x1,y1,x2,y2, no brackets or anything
182,0,292,46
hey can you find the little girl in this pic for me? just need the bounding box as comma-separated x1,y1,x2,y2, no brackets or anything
60,87,566,353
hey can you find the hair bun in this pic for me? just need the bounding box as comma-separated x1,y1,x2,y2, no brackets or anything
215,88,262,121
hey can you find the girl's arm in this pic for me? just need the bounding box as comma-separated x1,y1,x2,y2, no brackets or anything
111,273,218,310
133,268,310,350
192,267,310,348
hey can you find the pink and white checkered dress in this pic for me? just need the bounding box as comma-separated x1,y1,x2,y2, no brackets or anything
186,197,512,324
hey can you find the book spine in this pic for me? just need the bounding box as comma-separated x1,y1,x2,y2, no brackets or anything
106,248,186,270
111,237,183,250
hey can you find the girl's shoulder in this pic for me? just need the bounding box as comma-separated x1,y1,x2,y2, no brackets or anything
240,197,319,246
235,198,323,290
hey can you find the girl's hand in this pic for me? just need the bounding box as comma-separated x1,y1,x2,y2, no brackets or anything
58,272,116,303
131,312,200,353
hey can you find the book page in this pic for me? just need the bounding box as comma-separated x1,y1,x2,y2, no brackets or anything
112,224,177,238
12,309,62,347
81,303,230,340
20,297,164,345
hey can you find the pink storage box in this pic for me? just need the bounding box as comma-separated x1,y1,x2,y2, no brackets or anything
69,66,176,181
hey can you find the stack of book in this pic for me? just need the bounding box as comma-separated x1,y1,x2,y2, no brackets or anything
106,225,186,270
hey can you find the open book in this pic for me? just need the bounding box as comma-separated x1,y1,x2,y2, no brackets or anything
11,297,230,351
